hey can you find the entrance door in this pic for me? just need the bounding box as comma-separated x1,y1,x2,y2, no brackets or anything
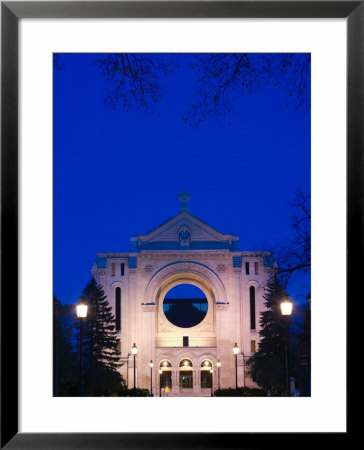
179,371,193,388
160,371,172,389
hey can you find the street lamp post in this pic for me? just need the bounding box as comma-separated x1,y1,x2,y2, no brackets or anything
233,343,239,395
76,300,88,397
149,360,154,396
242,352,245,387
281,299,293,397
210,368,214,396
159,369,163,397
131,343,138,396
216,359,221,391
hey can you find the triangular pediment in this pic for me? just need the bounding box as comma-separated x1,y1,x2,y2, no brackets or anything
130,212,239,252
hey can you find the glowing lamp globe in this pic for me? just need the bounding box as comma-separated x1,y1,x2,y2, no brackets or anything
280,300,293,316
76,304,88,318
131,343,138,355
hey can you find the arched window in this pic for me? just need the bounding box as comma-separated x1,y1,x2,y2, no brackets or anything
159,360,172,389
115,287,121,331
200,360,213,388
250,286,256,329
179,359,193,388
200,359,212,368
179,358,193,368
159,360,172,369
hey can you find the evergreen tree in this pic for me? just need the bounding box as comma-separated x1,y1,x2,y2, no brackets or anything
79,277,121,372
247,276,292,396
53,296,78,396
75,277,123,395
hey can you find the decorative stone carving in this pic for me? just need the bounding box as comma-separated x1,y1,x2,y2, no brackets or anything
217,264,226,273
178,225,191,247
144,264,153,273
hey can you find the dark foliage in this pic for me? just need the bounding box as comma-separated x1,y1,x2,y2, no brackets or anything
299,295,311,396
53,296,78,396
247,276,300,396
83,365,125,397
76,277,121,372
213,387,267,397
55,278,124,396
117,387,150,397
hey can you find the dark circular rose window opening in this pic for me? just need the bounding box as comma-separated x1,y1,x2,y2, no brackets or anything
163,284,208,328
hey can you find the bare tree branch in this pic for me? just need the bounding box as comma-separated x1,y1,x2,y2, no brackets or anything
91,53,175,114
183,53,311,126
274,189,311,285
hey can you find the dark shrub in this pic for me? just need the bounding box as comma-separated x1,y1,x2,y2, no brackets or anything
213,387,267,397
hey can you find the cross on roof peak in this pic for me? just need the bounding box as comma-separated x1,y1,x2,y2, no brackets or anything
178,190,191,212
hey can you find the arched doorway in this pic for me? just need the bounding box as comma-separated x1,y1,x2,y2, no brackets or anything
179,358,193,389
159,360,172,393
200,359,213,389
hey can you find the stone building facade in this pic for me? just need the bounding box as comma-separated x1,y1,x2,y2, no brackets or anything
92,193,274,396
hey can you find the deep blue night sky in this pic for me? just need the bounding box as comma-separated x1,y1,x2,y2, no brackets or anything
54,53,310,308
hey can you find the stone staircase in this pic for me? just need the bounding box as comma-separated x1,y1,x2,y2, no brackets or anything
162,391,212,397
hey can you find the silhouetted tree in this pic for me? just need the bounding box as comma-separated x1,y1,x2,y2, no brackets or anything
275,189,311,285
247,276,300,396
53,296,78,396
89,53,310,124
75,277,123,395
79,277,121,370
91,53,174,113
299,293,311,396
183,53,310,125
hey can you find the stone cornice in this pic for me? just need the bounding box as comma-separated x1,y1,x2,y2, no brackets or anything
141,302,156,312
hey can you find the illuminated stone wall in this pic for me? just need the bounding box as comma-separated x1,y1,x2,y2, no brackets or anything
92,206,273,396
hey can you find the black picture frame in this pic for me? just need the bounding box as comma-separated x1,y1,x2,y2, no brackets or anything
1,1,357,448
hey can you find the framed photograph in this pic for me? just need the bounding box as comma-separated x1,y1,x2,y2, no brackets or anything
1,1,357,448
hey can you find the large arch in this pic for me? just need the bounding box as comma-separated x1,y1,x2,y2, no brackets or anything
144,261,227,304
145,261,227,345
